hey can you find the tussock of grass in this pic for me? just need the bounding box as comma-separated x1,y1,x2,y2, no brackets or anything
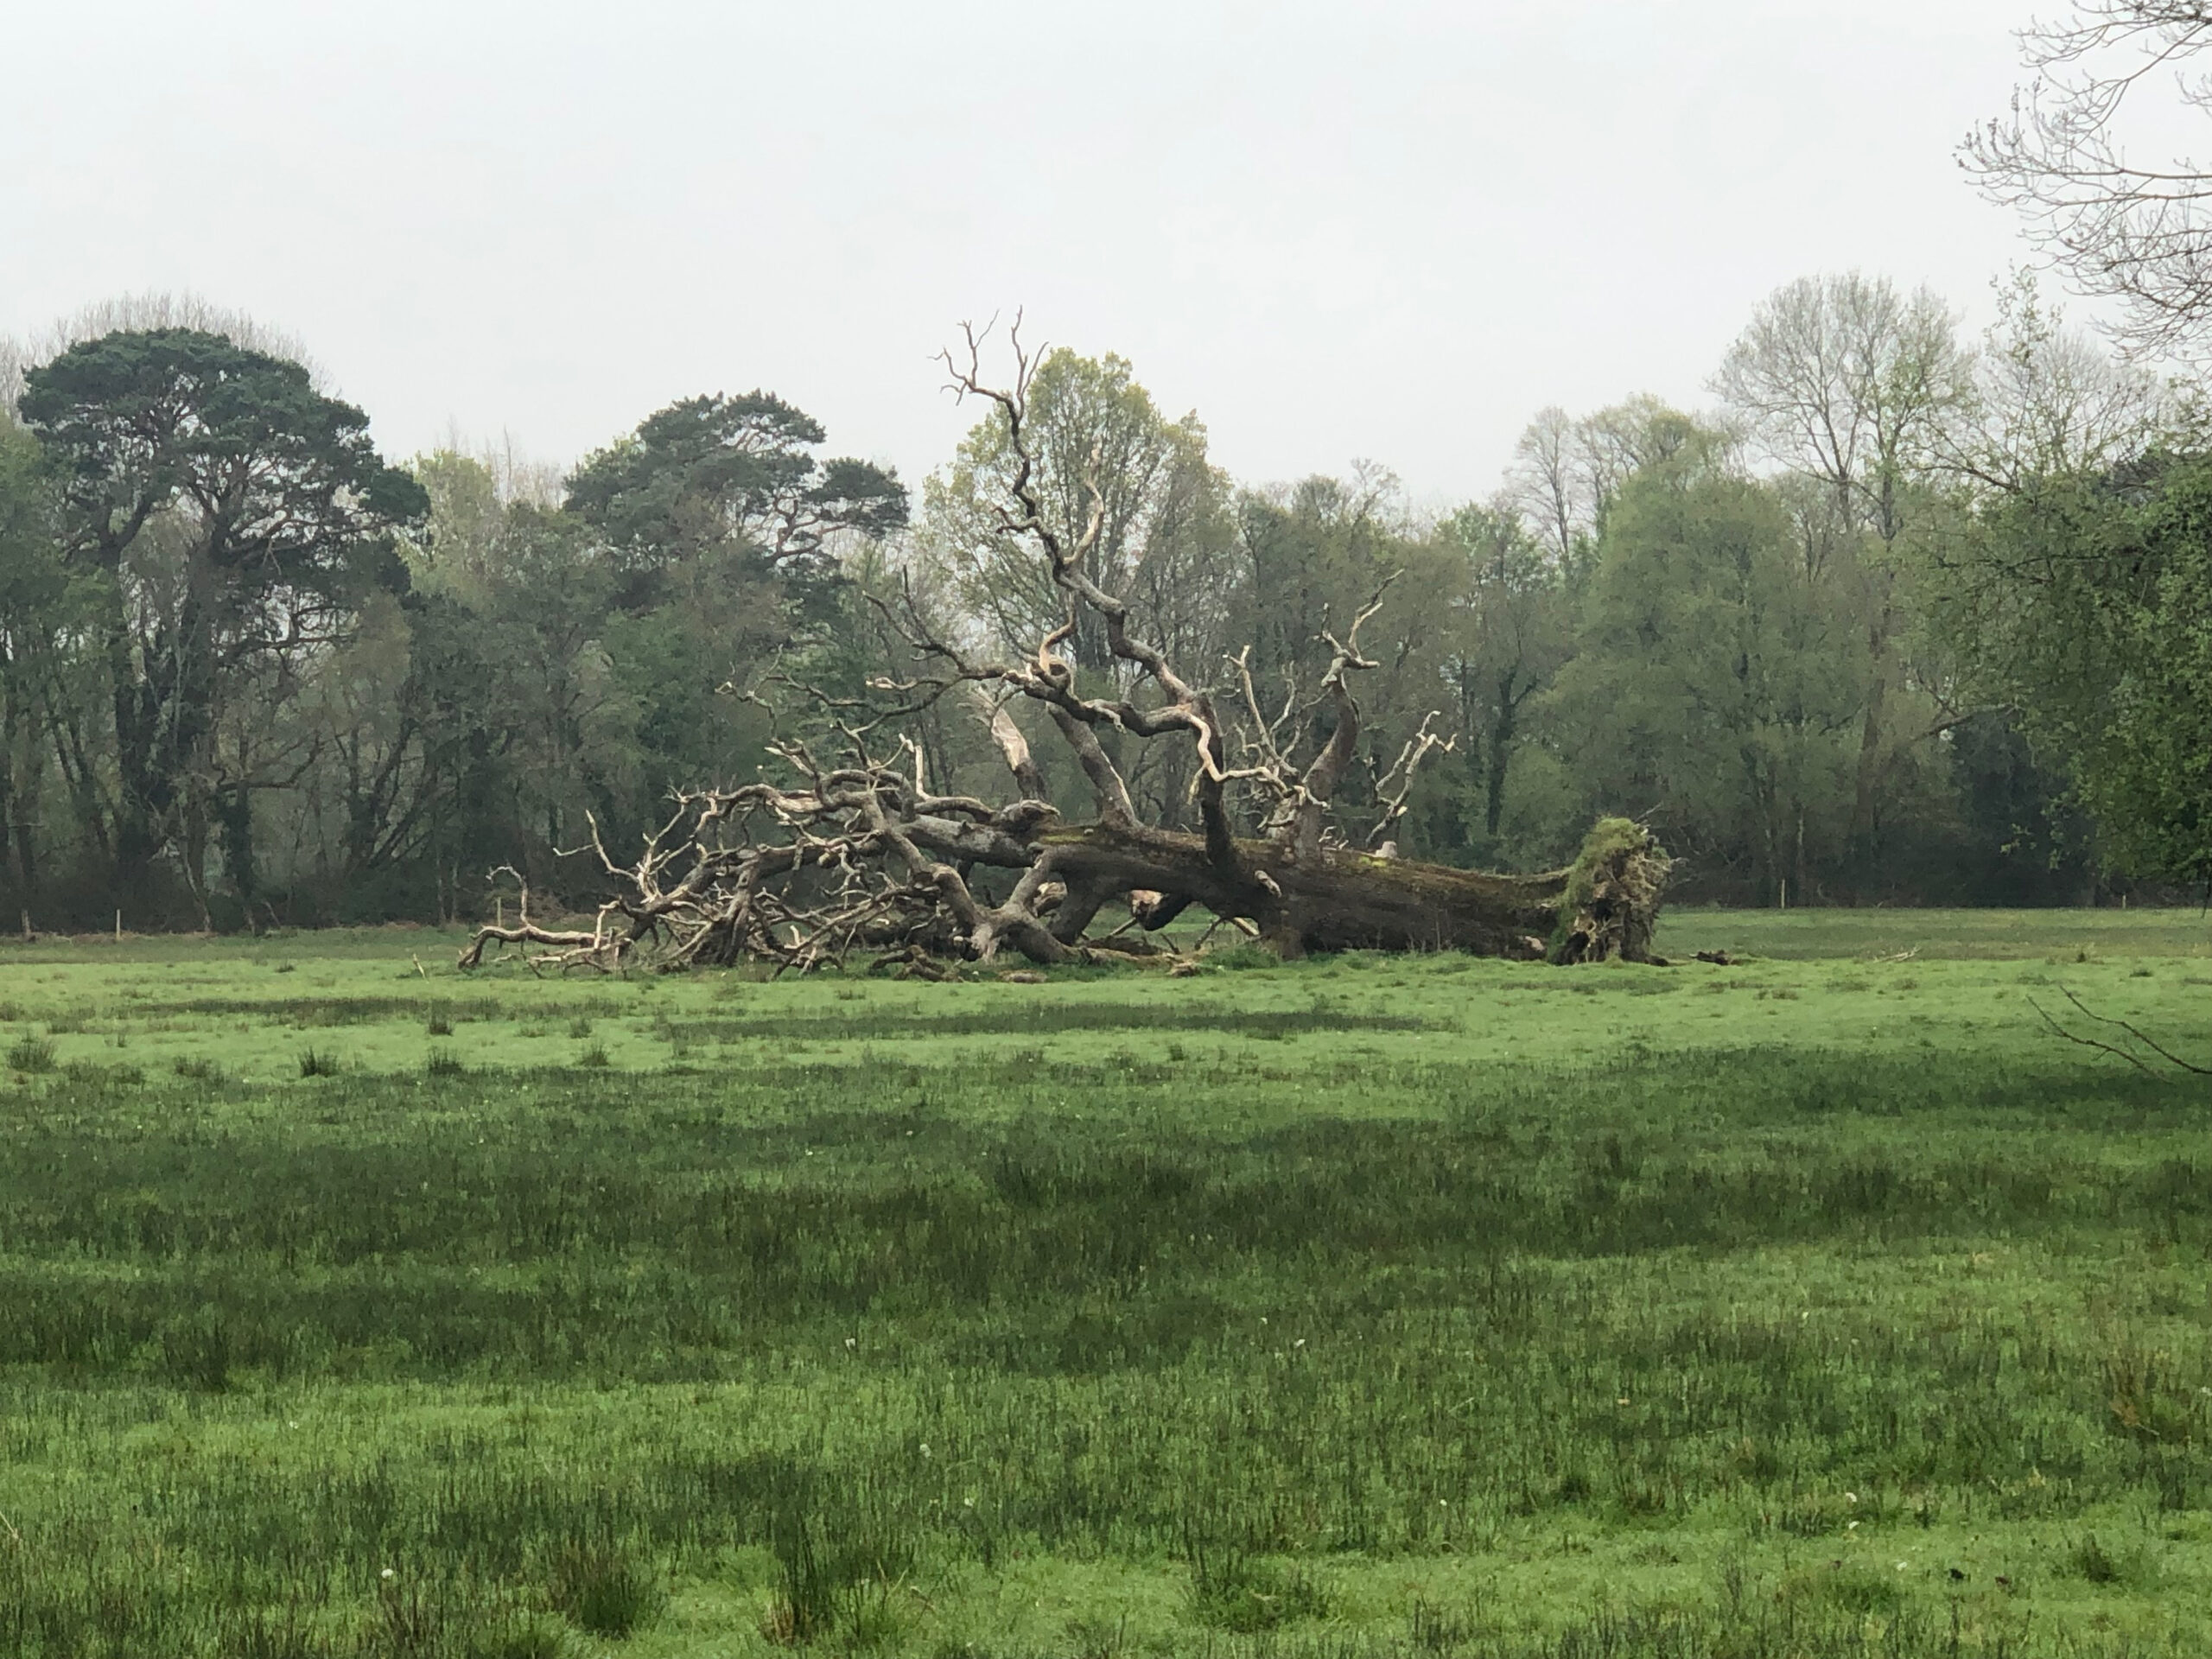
1188,1546,1333,1631
547,1541,663,1636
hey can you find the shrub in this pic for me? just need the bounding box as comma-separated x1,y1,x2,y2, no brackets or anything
297,1048,340,1078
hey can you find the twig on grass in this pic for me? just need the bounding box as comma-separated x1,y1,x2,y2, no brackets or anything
2029,985,2212,1076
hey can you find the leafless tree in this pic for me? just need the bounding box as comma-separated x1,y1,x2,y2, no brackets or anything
463,322,1671,976
1506,408,1584,564
1965,3,2212,360
1714,275,1974,543
1948,272,2176,492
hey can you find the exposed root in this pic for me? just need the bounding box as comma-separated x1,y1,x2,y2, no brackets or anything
1553,819,1672,964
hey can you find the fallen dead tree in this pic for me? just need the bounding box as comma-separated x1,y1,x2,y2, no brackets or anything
461,324,1671,976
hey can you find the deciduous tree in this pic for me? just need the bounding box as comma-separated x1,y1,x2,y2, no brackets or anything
1714,275,1974,890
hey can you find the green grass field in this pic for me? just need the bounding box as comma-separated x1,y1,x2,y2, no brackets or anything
1,912,2208,1656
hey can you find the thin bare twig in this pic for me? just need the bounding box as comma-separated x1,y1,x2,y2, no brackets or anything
2031,983,2212,1074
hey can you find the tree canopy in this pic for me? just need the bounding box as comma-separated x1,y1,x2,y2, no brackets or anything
19,328,426,919
0,279,2195,931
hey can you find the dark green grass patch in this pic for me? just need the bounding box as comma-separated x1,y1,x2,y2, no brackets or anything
169,995,511,1026
654,998,1432,1046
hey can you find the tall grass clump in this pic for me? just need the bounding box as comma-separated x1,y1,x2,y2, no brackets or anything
1187,1545,1332,1632
547,1541,663,1637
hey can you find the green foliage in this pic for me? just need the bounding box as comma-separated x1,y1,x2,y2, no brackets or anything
923,348,1225,670
756,1462,916,1647
1560,814,1651,918
20,328,427,544
158,1306,233,1393
0,415,89,918
1427,503,1573,861
19,329,426,911
1948,455,2212,887
0,305,2174,925
564,391,906,607
6,1033,56,1072
1548,442,1871,901
1202,940,1278,970
1779,1561,1904,1616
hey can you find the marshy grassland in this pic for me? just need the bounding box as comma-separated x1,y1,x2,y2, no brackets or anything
1,910,2209,1656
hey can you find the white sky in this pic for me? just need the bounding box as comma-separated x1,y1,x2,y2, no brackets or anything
3,0,2048,506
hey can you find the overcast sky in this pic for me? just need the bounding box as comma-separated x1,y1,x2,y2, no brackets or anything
4,0,2048,506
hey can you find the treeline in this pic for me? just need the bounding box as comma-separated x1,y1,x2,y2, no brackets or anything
0,276,2195,930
